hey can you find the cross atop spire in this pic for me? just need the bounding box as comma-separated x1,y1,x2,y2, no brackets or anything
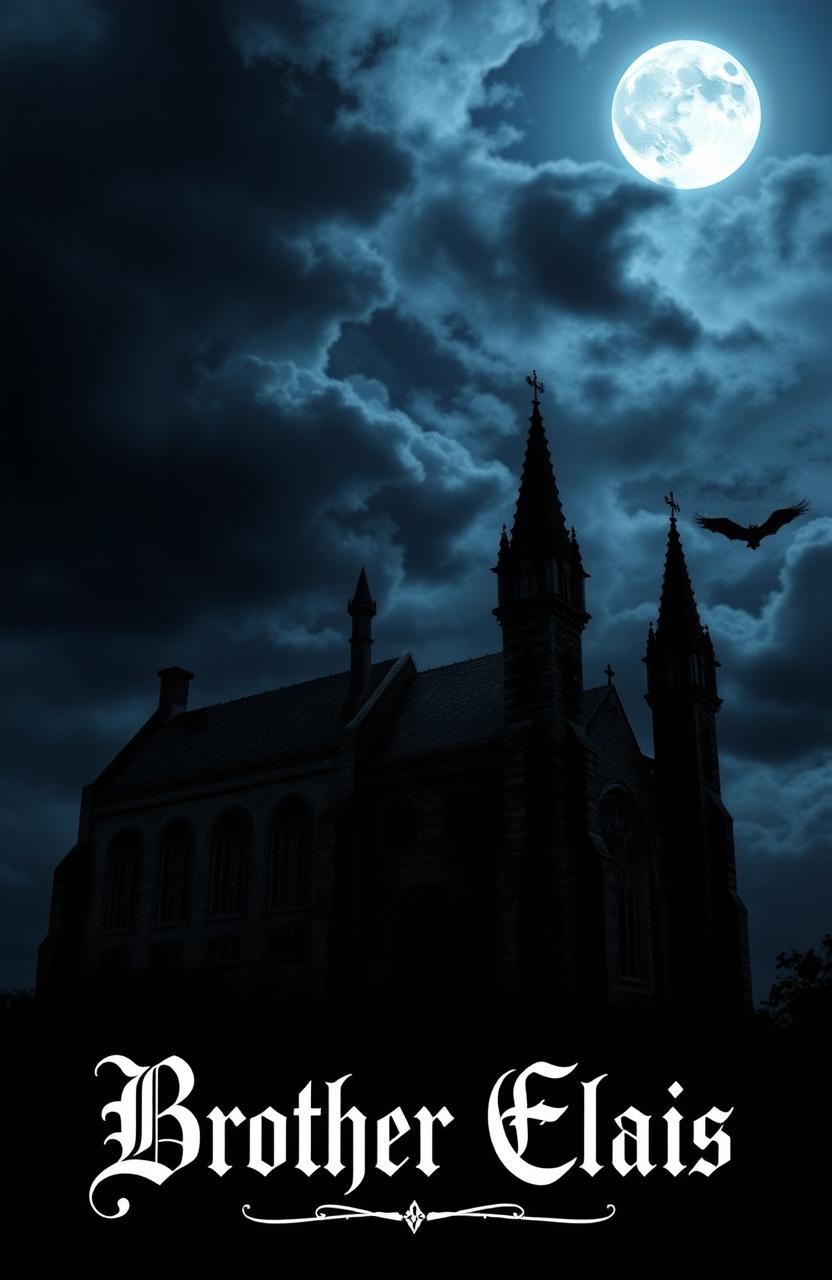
664,491,680,521
526,369,545,404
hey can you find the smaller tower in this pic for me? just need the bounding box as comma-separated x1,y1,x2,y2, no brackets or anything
644,494,751,1009
343,567,377,720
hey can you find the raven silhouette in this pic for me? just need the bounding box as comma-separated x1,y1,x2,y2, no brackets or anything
694,500,810,549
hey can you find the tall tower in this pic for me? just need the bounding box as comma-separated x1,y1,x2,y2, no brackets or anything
492,372,590,999
644,496,751,1009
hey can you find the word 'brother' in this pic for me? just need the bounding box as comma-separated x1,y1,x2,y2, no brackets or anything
89,1056,733,1219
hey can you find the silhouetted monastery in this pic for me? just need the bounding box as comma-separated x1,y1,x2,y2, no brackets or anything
38,381,751,1010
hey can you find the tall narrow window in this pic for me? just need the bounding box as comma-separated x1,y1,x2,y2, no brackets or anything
269,797,313,910
102,830,141,931
517,558,536,599
600,793,651,983
209,812,249,918
157,820,192,925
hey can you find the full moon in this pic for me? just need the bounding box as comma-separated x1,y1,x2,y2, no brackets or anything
611,40,761,189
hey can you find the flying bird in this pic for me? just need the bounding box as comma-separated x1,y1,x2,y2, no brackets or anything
693,500,810,550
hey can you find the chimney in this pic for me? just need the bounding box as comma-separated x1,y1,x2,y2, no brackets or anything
157,667,194,720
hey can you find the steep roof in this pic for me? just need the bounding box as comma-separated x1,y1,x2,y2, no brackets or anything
384,661,613,762
581,685,610,723
101,658,398,793
384,653,505,760
98,653,633,795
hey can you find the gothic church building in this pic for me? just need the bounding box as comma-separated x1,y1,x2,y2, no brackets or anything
38,383,751,1010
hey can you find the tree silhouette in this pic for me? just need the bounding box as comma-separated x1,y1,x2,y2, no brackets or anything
764,934,832,1029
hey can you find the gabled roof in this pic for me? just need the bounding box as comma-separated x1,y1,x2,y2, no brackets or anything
98,652,641,796
384,653,505,760
581,685,610,723
101,658,398,793
382,666,623,762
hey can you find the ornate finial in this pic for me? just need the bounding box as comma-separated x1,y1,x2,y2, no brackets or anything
526,369,545,404
604,663,615,686
664,491,680,520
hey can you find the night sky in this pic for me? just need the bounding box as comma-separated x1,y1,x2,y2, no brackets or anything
3,0,832,999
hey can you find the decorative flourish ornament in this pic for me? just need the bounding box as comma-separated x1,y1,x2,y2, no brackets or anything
240,1200,617,1230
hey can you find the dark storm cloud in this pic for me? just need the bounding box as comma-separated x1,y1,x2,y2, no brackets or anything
686,155,832,284
508,172,679,319
328,309,466,411
2,0,420,639
6,360,505,631
707,521,832,763
729,763,832,1002
3,345,510,756
384,157,707,371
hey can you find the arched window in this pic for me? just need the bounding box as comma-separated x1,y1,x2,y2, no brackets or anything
156,820,193,925
209,811,249,918
517,558,536,600
102,830,141,931
383,799,418,848
600,793,651,983
269,796,313,910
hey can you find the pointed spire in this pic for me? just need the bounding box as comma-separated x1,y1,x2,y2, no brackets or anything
509,387,569,558
654,514,703,649
343,567,376,720
495,523,511,567
645,507,721,703
348,566,376,616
